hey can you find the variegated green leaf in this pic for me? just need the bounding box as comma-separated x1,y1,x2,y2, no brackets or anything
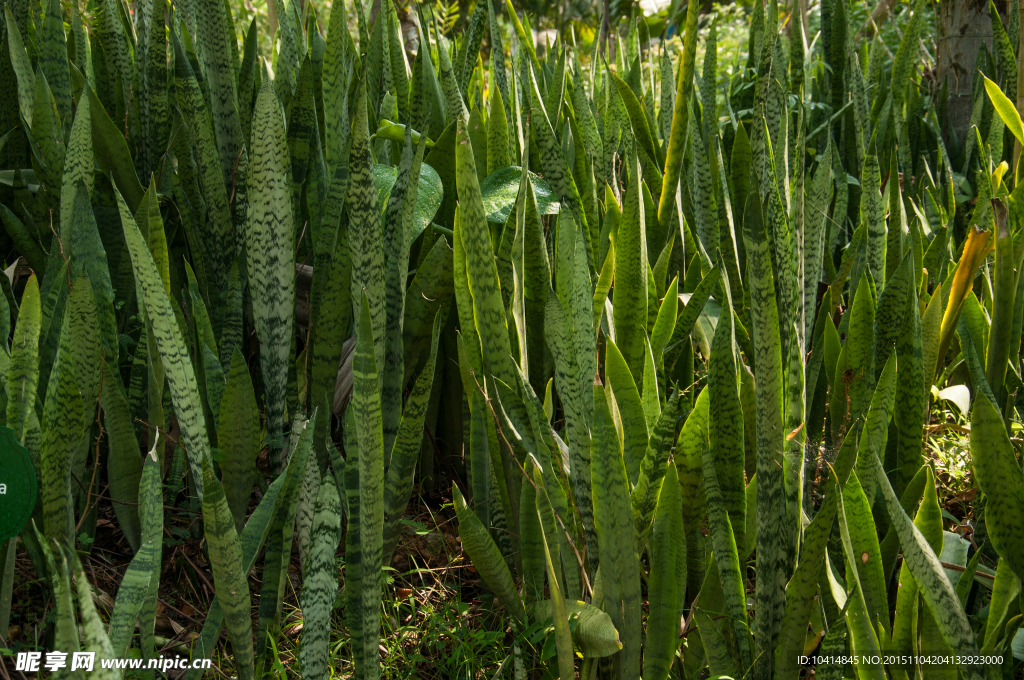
7,274,40,447
115,186,212,499
299,469,341,680
200,456,254,680
107,449,162,655
247,77,296,463
219,348,260,532
591,382,642,677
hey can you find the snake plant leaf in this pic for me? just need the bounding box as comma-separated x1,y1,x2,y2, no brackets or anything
469,392,491,531
251,416,315,676
0,204,46,278
455,0,487,96
7,274,40,447
834,273,876,435
613,151,649,383
545,290,596,566
299,470,342,680
116,186,212,499
247,76,296,462
675,387,708,602
172,31,237,292
434,22,466,121
29,68,65,192
67,549,119,680
938,227,992,365
384,3,408,120
40,310,83,547
519,461,545,603
102,359,143,553
453,483,526,622
572,68,603,177
986,201,1015,397
402,236,453,382
479,166,558,222
833,477,886,680
218,348,260,532
709,268,745,553
351,293,385,680
80,85,145,213
657,0,697,229
980,560,1020,650
58,85,92,254
890,466,942,671
701,23,718,143
36,534,79,661
65,180,118,361
323,2,353,168
380,125,423,454
524,63,592,268
309,215,353,463
38,0,70,126
200,456,254,680
4,6,34,127
137,0,169,177
605,339,648,485
874,252,911,375
649,276,678,368
186,263,223,432
182,438,294,675
288,55,327,236
862,445,983,677
854,352,898,504
455,114,517,388
64,277,99,513
591,382,642,678
742,189,787,673
889,0,926,108
611,71,660,170
970,392,1024,582
382,310,442,560
841,471,889,635
690,106,718,256
701,419,752,673
984,74,1024,147
274,0,305,106
859,149,886,287
631,391,683,548
349,76,387,382
774,471,839,679
533,467,574,680
893,273,925,494
662,262,720,371
107,449,162,656
643,464,684,680
805,138,833,339
193,0,244,189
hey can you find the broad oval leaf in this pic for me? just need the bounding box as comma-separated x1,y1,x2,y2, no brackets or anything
372,163,444,242
479,165,559,223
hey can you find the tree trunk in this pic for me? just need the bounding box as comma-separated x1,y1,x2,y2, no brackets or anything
937,0,993,146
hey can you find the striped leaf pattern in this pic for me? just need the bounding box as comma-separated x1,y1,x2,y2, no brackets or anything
247,78,296,462
299,470,341,680
201,457,255,680
107,450,162,656
4,3,1022,678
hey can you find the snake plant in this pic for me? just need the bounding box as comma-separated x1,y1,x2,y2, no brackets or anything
2,0,1024,677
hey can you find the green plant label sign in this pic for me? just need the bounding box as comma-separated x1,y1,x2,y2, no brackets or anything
0,426,35,542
